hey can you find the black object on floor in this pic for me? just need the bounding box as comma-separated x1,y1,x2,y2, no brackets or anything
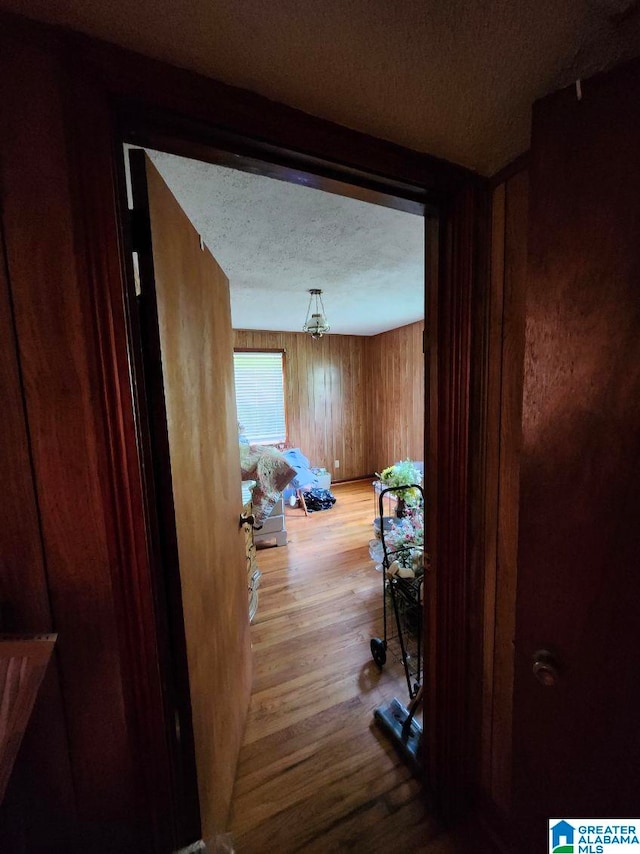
301,487,336,512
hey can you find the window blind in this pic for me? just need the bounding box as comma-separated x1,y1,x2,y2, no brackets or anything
233,351,286,445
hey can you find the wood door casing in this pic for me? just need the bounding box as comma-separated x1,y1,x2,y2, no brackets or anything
480,168,528,815
512,60,640,849
137,153,252,839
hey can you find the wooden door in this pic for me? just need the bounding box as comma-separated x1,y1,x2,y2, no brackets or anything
511,61,640,851
129,151,252,842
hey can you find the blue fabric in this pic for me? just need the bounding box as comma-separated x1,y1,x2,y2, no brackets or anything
282,448,319,490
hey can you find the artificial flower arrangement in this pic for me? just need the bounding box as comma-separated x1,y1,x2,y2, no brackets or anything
376,460,423,508
385,513,424,576
370,460,425,577
369,508,425,577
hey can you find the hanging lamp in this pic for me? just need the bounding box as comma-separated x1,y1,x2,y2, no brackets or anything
303,289,330,339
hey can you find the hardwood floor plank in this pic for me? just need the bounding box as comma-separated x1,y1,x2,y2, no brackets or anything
227,480,484,853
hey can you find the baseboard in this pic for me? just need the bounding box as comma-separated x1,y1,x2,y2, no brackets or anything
331,474,376,485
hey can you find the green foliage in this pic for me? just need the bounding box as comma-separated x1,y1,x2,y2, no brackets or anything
376,460,422,504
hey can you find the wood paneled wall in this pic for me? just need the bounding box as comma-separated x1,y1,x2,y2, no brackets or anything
480,166,528,815
234,322,425,482
0,212,76,854
511,63,640,841
233,329,369,481
366,320,425,474
0,29,138,852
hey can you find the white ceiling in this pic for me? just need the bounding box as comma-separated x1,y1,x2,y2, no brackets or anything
146,149,424,335
4,0,640,174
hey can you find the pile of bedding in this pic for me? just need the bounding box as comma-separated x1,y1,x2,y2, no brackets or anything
240,444,296,526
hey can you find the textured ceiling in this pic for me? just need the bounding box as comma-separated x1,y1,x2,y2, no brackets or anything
146,149,424,335
4,0,640,173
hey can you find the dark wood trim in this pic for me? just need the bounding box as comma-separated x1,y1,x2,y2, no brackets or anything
424,213,440,781
57,61,184,851
479,168,528,827
426,180,491,822
122,114,429,217
468,183,494,808
489,152,530,189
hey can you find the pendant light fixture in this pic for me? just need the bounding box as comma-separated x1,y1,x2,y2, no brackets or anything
303,289,330,339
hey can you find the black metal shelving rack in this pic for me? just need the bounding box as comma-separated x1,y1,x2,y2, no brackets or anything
369,484,425,700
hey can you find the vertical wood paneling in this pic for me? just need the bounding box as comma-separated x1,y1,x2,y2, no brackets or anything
512,63,640,842
492,169,527,809
480,183,505,796
366,321,425,474
64,55,182,850
0,32,137,850
426,183,481,823
234,324,424,481
480,167,528,815
233,329,369,481
144,157,252,838
0,217,76,853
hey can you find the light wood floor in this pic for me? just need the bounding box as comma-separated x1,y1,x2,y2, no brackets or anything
228,480,483,853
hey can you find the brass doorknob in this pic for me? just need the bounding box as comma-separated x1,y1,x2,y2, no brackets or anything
532,650,560,686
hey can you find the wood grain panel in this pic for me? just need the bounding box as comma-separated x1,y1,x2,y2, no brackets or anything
0,32,137,851
491,169,527,810
480,182,505,797
63,53,182,849
0,205,51,645
144,156,252,838
479,168,528,815
366,321,425,474
427,182,486,823
0,216,76,853
234,323,423,483
233,329,369,481
512,60,640,846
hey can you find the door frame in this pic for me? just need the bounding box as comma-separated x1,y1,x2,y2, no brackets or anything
50,20,489,850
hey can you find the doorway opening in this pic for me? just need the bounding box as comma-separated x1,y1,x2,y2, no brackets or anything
117,137,434,848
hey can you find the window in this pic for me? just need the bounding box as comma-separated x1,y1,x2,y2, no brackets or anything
233,350,286,445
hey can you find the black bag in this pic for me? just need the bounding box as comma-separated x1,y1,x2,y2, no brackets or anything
301,487,337,512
